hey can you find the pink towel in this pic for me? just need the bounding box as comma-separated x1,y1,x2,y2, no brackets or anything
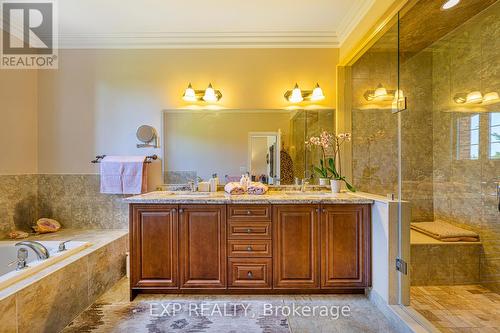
247,182,268,195
100,156,147,194
224,182,245,195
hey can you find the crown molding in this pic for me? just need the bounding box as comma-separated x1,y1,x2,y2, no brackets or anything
57,31,340,49
337,0,375,44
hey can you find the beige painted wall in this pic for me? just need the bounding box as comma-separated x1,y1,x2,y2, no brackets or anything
37,48,339,179
0,69,38,174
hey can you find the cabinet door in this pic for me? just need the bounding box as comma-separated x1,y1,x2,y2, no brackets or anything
321,204,371,288
179,205,226,289
130,204,178,289
273,205,320,289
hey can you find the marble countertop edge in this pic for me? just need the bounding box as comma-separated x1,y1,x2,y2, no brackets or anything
124,191,374,204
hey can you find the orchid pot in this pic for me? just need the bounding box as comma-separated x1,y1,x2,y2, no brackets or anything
330,179,341,193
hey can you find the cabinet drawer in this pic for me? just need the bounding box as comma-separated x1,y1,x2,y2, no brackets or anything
228,258,272,289
228,240,272,257
228,221,272,239
228,205,271,221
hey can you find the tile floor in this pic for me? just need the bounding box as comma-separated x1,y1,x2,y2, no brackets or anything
63,278,398,333
411,285,500,333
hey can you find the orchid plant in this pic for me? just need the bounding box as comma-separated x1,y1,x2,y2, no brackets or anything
305,131,356,192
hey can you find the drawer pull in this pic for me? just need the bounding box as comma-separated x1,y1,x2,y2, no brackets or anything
247,210,251,215
246,228,252,233
246,246,252,251
247,271,253,278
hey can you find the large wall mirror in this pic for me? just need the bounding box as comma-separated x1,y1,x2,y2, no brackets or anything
162,109,334,185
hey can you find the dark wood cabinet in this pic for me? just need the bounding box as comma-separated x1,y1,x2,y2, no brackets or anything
273,205,320,289
130,205,178,289
321,205,371,288
130,202,371,298
179,205,226,289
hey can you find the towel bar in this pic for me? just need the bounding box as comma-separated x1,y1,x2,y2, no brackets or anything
91,155,158,164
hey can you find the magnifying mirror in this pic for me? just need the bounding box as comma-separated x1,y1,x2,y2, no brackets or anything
136,125,159,148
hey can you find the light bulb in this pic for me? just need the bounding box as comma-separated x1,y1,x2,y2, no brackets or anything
203,83,218,103
289,83,303,103
310,83,325,101
182,83,197,102
441,0,460,10
466,91,483,104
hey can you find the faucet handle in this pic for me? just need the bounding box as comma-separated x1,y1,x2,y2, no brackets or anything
8,248,28,270
58,240,71,252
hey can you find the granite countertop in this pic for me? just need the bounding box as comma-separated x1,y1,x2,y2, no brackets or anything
124,191,374,204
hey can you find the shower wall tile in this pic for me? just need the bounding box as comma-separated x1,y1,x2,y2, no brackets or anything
410,243,481,286
431,3,500,292
0,175,38,239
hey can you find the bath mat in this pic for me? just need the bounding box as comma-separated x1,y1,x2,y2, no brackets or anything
62,300,290,333
411,221,479,242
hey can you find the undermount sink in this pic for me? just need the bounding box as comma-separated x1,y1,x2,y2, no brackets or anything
160,191,212,197
282,191,332,196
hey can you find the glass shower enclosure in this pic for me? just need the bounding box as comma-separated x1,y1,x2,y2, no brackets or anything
344,0,499,329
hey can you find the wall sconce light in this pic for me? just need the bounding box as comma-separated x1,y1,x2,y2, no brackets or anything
182,83,222,103
453,90,499,105
364,83,396,102
284,83,325,103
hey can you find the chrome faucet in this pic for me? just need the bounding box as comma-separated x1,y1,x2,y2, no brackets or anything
15,241,50,260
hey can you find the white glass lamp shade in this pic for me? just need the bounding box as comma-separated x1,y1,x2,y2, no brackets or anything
310,83,325,101
182,83,197,102
466,91,483,104
203,83,218,103
374,84,388,100
289,83,304,103
483,92,499,104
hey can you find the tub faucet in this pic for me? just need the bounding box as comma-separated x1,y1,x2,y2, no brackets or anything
15,241,50,260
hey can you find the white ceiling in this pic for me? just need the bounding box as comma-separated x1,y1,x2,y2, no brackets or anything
56,0,374,48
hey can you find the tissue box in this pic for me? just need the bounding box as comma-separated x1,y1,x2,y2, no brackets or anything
197,182,210,192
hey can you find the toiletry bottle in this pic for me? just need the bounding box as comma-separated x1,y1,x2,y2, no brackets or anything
246,172,251,187
213,173,219,192
240,174,247,190
210,173,219,192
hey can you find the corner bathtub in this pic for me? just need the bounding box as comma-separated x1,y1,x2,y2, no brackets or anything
0,240,91,290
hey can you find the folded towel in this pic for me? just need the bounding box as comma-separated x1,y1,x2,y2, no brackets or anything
100,156,147,194
247,182,268,195
411,221,479,242
224,182,245,195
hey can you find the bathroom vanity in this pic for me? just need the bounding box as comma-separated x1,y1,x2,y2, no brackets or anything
127,192,372,299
